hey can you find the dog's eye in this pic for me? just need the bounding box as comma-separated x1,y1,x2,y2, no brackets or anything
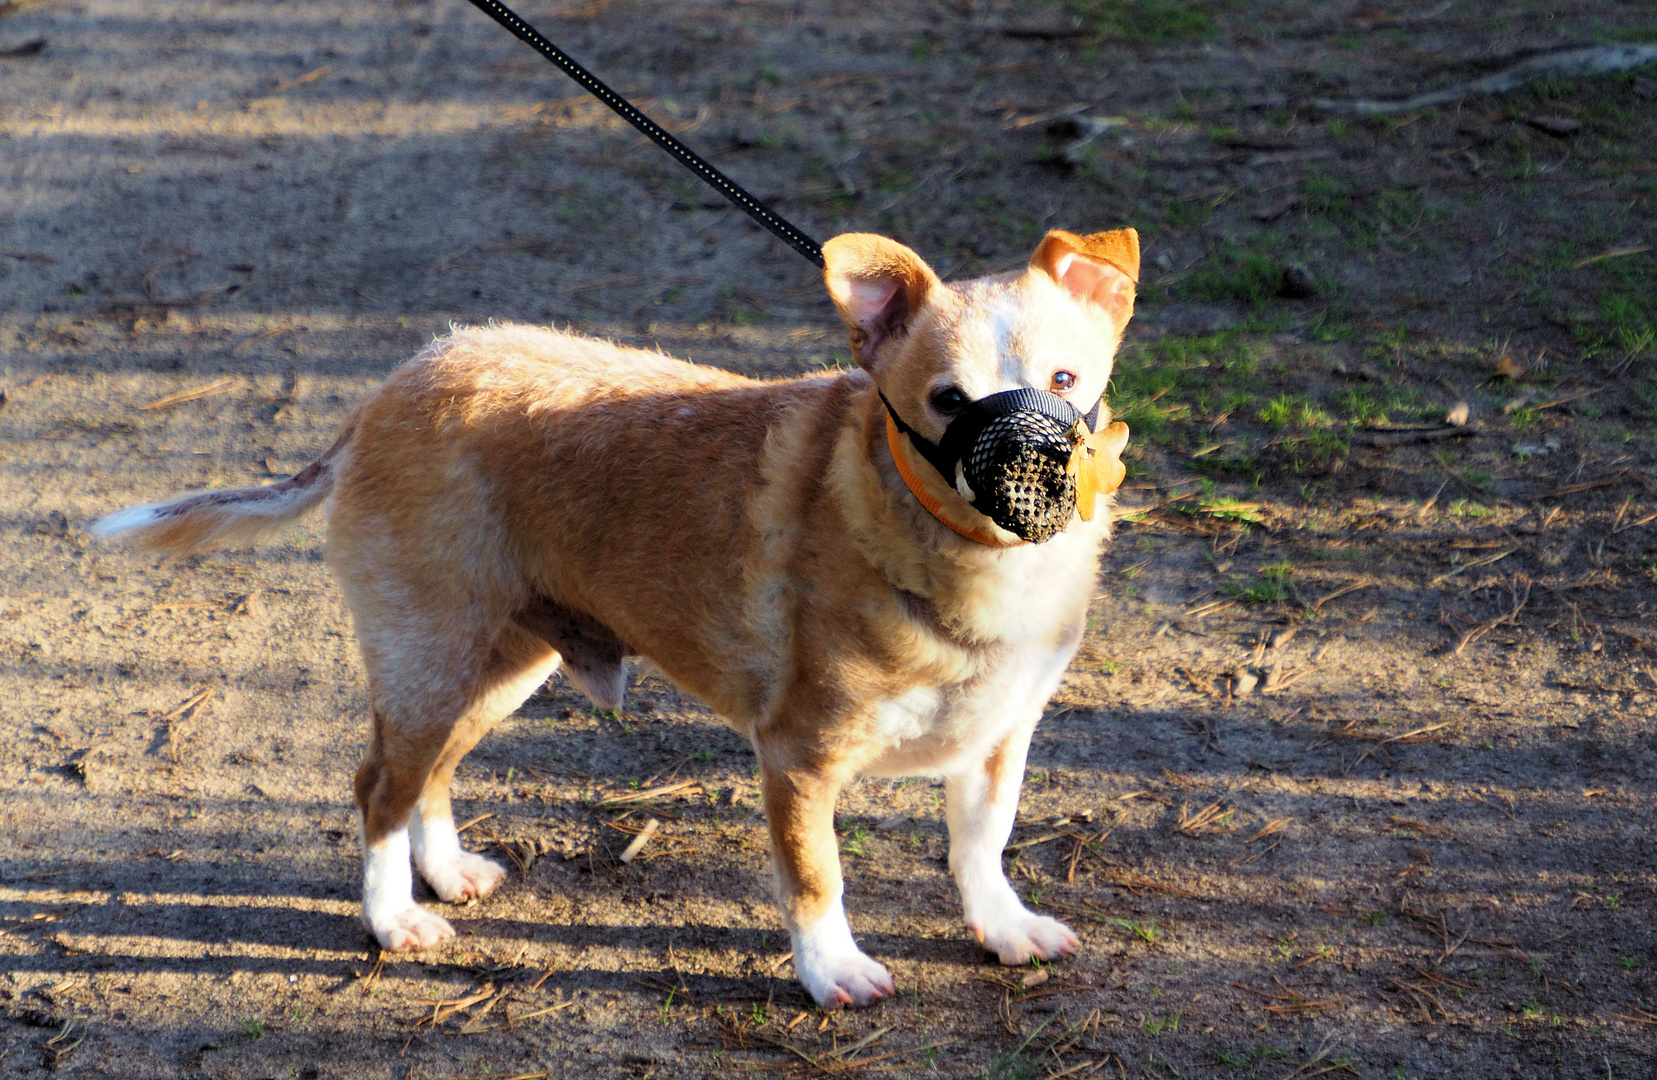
929,386,969,415
1050,370,1078,393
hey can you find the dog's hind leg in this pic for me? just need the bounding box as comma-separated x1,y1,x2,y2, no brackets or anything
410,622,561,903
945,718,1078,965
354,622,560,951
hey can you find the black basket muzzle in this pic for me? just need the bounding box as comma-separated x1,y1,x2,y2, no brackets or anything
883,387,1097,544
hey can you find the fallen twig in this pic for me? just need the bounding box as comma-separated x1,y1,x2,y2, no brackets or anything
1176,799,1231,836
1538,468,1631,499
140,378,236,410
1313,44,1657,115
161,688,213,762
1613,1006,1657,1026
1429,549,1516,588
1574,245,1649,269
1343,722,1456,774
1247,818,1293,843
617,817,660,863
1441,575,1531,655
1310,580,1375,611
416,982,495,1028
596,780,699,807
1101,870,1203,899
1353,424,1479,447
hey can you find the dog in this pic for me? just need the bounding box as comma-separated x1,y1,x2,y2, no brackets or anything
92,228,1138,1009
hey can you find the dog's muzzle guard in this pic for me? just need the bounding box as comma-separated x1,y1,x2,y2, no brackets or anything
882,388,1129,545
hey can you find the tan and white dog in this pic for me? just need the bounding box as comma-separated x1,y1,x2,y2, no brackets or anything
93,228,1138,1009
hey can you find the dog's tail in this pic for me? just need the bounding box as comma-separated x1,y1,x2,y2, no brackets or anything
90,419,356,557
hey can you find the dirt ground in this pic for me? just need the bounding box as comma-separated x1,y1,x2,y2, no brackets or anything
3,0,1656,1076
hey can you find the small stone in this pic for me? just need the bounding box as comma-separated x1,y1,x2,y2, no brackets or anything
1445,401,1470,426
1232,670,1258,696
1278,264,1317,299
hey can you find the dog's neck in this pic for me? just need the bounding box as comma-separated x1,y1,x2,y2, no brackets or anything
834,381,1106,646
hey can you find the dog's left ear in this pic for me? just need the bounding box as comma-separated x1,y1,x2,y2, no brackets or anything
1030,228,1139,327
822,234,942,369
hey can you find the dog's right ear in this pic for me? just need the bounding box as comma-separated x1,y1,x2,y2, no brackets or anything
822,234,941,369
1030,228,1139,329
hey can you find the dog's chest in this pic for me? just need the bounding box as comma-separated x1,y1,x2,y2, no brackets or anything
858,536,1097,776
863,636,1077,777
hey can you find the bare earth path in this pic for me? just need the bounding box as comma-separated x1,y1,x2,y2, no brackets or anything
2,1,1655,1077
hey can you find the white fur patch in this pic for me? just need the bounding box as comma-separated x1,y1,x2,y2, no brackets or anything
945,730,1077,965
361,826,456,951
410,806,507,903
986,294,1025,389
87,503,165,540
791,896,894,1009
872,685,941,745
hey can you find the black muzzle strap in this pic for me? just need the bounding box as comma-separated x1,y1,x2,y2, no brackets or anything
878,389,1102,488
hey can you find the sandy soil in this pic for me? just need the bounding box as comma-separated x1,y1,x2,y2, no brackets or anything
2,1,1656,1077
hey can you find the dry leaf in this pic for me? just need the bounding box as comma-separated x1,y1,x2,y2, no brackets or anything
1073,421,1129,521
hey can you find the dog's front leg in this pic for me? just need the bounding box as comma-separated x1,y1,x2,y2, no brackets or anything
759,757,895,1009
947,719,1079,965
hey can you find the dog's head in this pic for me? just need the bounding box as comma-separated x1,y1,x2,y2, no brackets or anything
822,229,1138,543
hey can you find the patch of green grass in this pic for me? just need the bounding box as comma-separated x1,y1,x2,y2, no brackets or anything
1162,195,1214,230
1178,247,1281,306
1062,0,1217,43
1376,187,1425,232
1258,393,1331,431
1107,329,1274,446
1176,493,1262,525
1633,375,1657,424
1222,561,1292,603
1308,306,1358,342
1449,499,1492,518
1337,384,1430,426
1112,918,1158,945
1302,172,1353,218
1060,0,1219,43
1143,1010,1182,1035
1287,429,1351,467
839,826,871,856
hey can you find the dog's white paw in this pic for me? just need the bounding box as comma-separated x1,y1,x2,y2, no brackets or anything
791,899,895,1009
368,904,456,951
796,945,896,1010
422,852,508,903
972,911,1079,966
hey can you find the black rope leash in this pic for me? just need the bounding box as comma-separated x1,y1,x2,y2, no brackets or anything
463,0,825,268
